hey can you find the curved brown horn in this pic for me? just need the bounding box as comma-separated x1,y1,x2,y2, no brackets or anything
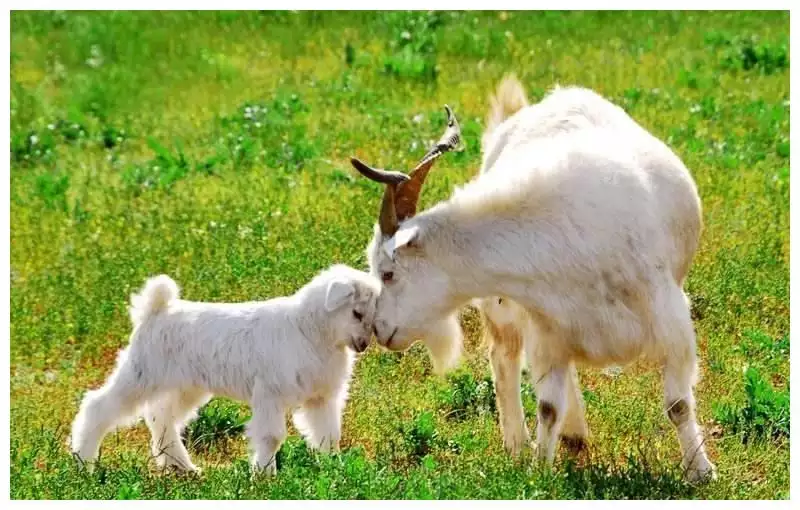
413,104,463,172
378,185,400,236
394,105,463,221
350,158,410,186
350,157,406,236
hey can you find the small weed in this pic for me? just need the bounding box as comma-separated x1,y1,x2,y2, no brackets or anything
185,399,248,451
275,437,316,471
382,11,442,81
697,96,719,120
11,130,57,166
734,329,789,368
100,125,128,150
621,87,643,110
34,171,70,211
121,138,191,191
399,411,438,461
560,455,694,499
116,482,142,500
678,68,700,89
736,38,789,74
521,378,538,418
704,30,734,48
438,370,496,421
344,42,356,66
55,118,89,144
709,32,789,74
217,95,316,171
712,366,789,443
776,140,789,159
445,26,508,59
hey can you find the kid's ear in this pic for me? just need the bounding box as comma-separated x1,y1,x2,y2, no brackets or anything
324,279,356,312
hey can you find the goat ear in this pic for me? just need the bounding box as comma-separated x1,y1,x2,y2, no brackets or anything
324,279,355,312
382,225,420,260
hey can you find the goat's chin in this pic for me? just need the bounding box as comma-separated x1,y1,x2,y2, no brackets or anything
383,333,415,352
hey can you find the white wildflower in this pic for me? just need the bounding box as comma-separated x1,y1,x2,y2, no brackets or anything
238,225,253,239
86,45,104,68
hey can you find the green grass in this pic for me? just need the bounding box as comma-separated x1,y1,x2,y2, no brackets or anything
10,11,789,500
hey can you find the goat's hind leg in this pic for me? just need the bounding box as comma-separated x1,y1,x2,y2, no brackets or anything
145,388,210,473
531,363,569,465
248,382,287,475
657,288,716,482
558,362,589,455
525,325,587,459
69,350,151,465
663,357,716,482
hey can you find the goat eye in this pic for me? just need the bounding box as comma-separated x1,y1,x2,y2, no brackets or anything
498,298,504,304
353,310,363,321
381,271,394,283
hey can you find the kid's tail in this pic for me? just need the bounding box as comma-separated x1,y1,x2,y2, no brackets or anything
129,274,179,326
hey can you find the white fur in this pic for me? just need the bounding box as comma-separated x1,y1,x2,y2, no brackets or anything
69,264,381,475
364,77,715,481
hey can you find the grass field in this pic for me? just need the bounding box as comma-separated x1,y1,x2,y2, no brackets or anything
9,11,790,499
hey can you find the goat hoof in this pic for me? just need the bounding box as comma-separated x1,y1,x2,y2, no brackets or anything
685,462,717,484
503,430,531,457
250,461,277,479
560,435,588,456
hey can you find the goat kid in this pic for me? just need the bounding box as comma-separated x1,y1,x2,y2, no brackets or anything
70,264,380,475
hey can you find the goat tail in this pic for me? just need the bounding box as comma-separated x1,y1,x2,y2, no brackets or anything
129,274,179,326
484,74,529,140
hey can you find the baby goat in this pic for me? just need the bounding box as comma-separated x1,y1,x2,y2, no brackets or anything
70,264,380,475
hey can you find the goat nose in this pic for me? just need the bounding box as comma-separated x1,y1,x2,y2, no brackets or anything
372,324,379,337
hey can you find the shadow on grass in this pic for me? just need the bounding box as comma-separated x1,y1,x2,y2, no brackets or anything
13,408,697,500
556,455,696,500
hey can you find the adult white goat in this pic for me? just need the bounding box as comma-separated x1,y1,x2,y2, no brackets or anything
349,76,716,482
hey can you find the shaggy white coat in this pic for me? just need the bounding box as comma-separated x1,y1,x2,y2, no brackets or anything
70,264,381,474
363,77,716,482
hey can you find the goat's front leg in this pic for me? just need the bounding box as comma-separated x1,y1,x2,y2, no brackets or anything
486,315,529,456
292,393,344,454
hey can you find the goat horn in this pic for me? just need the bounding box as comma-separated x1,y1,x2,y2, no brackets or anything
350,158,410,186
395,104,463,222
350,105,462,236
350,157,405,236
412,104,463,173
